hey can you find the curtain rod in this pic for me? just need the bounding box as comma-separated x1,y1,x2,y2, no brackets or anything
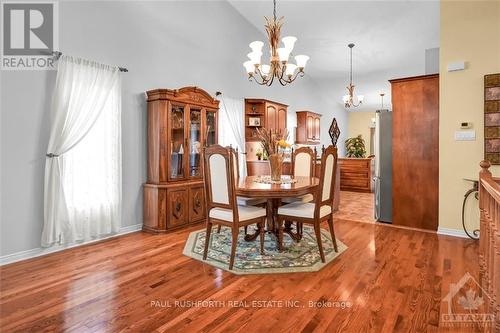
51,51,128,72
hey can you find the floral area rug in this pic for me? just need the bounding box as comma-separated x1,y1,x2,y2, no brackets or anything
183,225,347,275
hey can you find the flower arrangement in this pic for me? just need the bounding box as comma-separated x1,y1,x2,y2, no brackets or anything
255,128,291,181
255,128,291,155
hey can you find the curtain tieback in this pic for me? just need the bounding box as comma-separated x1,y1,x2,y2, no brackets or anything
46,153,60,158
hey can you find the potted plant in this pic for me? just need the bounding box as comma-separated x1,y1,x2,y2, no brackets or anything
345,135,366,158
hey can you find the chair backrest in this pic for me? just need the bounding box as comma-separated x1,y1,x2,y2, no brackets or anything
229,147,240,180
203,145,237,213
292,147,315,178
315,145,338,212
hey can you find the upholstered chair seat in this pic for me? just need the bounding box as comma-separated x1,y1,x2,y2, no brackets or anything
278,202,331,219
209,205,267,222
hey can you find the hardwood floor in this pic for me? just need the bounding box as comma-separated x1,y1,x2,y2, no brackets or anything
0,218,481,332
335,191,375,224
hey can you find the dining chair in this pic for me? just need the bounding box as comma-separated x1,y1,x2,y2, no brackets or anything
282,146,316,204
276,145,339,262
217,147,266,234
203,145,266,269
231,147,266,207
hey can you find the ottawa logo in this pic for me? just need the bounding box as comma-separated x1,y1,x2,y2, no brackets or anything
441,272,495,328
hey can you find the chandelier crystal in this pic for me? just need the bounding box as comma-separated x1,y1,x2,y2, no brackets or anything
343,43,364,108
243,0,309,86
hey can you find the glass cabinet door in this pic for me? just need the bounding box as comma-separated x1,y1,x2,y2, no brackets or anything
189,108,202,178
206,110,217,146
169,104,185,180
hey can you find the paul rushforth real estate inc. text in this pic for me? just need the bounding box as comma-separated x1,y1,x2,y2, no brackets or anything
150,299,352,309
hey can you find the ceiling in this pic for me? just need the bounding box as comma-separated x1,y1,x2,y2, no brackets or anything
229,0,440,80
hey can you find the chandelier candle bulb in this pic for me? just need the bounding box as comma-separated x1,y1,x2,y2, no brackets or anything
285,64,297,76
261,64,271,77
277,48,290,62
247,52,262,65
294,55,309,69
249,41,264,52
243,61,255,74
282,36,297,51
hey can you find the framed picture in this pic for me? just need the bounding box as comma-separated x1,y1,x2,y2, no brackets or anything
248,117,261,126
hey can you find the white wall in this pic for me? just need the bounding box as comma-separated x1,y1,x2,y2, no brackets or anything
0,1,348,257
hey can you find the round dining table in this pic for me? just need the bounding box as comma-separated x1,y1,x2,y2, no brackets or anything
235,175,319,250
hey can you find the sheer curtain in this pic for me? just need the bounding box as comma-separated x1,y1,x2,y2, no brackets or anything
42,56,121,247
218,96,247,177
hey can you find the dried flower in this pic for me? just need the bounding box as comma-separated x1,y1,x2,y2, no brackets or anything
255,128,290,156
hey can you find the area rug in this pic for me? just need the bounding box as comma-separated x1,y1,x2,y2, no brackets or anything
183,225,347,275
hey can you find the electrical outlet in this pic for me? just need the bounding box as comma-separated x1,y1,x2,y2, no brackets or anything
454,130,476,141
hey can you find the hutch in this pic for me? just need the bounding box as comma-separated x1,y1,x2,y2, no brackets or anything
143,87,218,233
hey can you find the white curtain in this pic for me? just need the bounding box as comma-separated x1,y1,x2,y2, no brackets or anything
42,55,121,247
218,96,247,177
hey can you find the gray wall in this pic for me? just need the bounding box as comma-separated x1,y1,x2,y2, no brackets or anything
0,1,348,256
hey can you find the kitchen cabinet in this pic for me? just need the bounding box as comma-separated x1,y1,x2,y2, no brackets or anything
296,111,321,144
245,99,288,141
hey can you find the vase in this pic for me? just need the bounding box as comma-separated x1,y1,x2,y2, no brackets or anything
268,153,283,182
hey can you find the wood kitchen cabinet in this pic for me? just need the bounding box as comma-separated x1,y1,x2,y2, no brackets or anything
143,87,219,233
296,111,321,144
245,99,288,141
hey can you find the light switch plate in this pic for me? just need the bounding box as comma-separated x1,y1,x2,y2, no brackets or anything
454,130,476,141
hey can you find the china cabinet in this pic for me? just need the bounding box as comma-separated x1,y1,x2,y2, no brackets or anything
143,87,219,233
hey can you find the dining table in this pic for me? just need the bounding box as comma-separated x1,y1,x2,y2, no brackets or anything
235,175,320,250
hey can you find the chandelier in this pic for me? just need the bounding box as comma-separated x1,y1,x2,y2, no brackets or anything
343,43,364,108
243,0,309,86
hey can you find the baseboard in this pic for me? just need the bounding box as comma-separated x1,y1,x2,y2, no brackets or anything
0,224,142,266
437,227,470,239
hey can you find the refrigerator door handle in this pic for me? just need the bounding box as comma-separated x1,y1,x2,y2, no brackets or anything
374,176,381,221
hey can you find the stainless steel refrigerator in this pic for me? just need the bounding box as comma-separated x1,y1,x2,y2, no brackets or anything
374,110,392,223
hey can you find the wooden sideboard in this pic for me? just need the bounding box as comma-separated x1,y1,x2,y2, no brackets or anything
245,99,288,141
295,111,321,144
339,158,373,193
143,87,219,233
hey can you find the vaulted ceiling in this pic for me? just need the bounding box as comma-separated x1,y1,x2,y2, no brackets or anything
229,0,440,81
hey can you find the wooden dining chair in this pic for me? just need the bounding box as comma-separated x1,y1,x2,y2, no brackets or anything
276,145,339,262
203,145,266,269
231,147,266,206
282,146,316,204
217,147,266,234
